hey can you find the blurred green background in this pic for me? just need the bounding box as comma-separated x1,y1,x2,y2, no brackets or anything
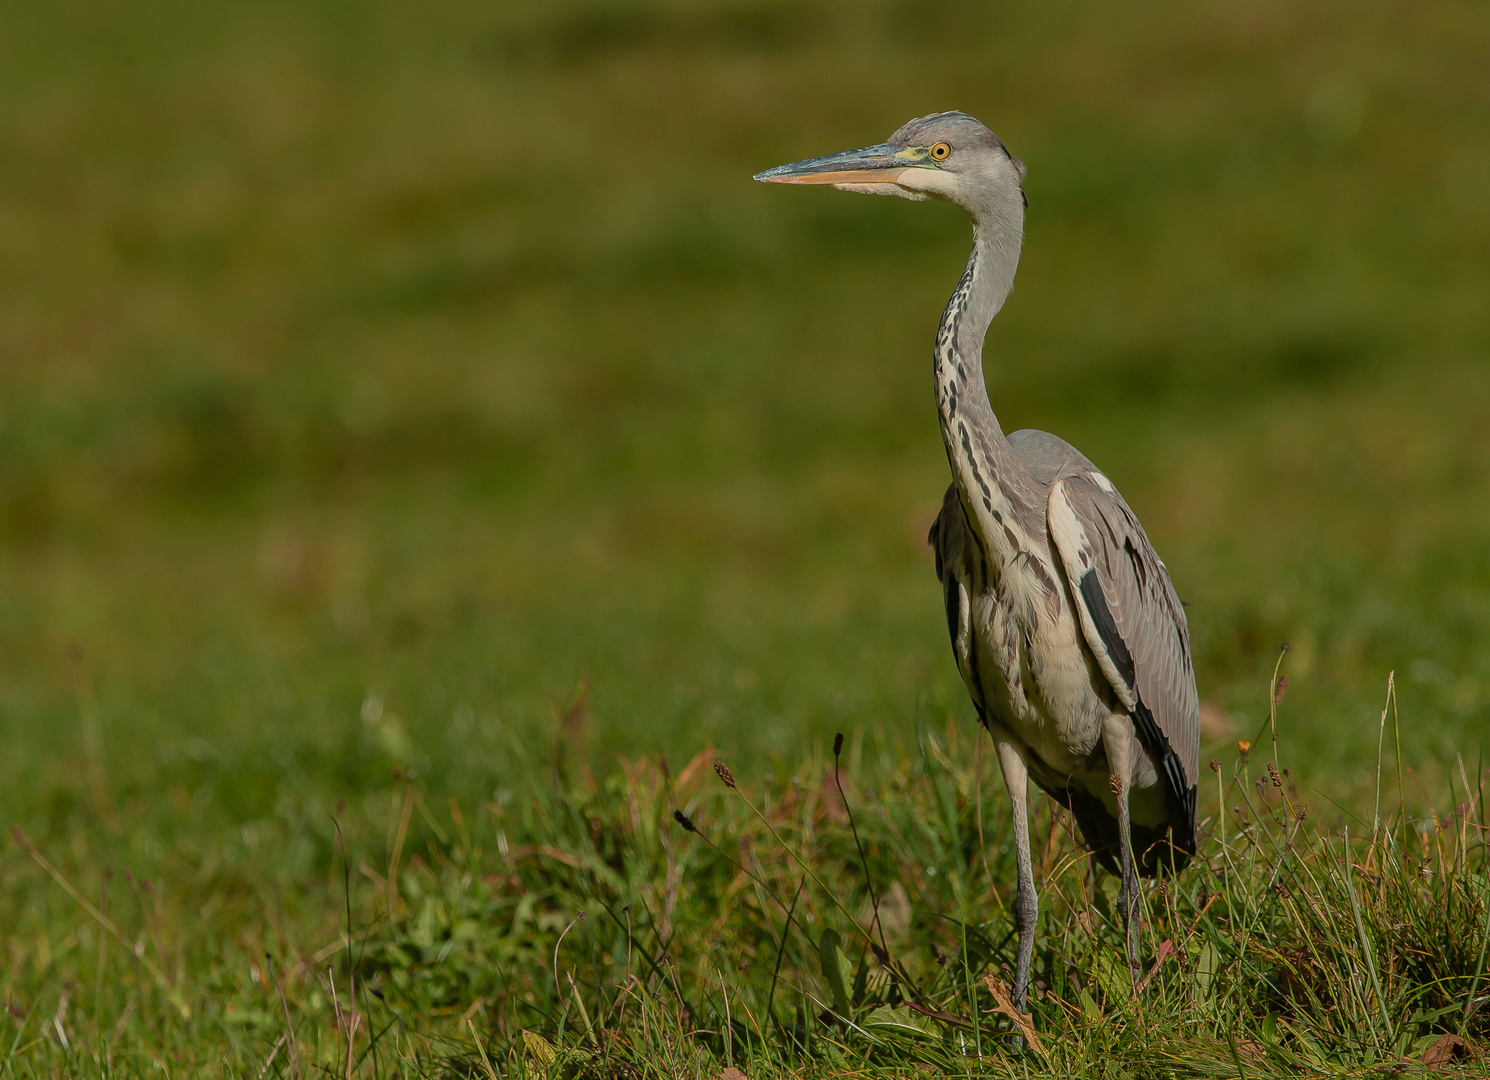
1,0,1487,837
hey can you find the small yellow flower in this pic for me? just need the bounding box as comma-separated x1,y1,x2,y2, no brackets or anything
1237,739,1251,758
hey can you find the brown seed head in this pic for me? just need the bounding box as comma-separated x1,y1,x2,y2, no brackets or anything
1109,773,1122,796
1209,758,1220,773
1268,763,1282,788
1273,675,1288,707
1296,806,1308,821
673,809,698,833
714,761,736,789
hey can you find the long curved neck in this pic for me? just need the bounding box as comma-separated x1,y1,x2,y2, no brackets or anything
935,215,1038,553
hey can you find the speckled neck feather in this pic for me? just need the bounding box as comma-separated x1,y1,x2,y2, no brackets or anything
933,205,1041,562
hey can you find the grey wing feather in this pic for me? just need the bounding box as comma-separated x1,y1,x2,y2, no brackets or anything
1047,472,1200,854
1007,428,1090,485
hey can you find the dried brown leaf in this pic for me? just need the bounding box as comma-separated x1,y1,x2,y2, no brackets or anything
981,973,1045,1058
1135,938,1175,993
1422,1034,1478,1069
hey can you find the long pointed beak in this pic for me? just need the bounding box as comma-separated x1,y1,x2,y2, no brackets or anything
753,143,924,186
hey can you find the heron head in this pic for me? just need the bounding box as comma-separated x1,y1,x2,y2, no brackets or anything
754,111,1026,218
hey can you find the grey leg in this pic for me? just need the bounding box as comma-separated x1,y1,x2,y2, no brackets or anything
1102,714,1141,990
993,735,1037,1014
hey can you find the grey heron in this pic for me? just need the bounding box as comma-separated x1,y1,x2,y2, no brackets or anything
756,112,1199,1013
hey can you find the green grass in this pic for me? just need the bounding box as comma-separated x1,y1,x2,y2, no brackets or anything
4,694,1489,1075
1,0,1489,1073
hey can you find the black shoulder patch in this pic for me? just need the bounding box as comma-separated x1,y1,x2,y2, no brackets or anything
1078,569,1135,690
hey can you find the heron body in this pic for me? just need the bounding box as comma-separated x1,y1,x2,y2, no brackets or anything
757,112,1200,1012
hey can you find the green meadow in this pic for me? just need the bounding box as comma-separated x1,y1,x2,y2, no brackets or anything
1,0,1488,1074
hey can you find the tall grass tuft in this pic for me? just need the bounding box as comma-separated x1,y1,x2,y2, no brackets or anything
343,690,1487,1076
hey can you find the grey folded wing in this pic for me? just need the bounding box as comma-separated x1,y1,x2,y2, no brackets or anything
1047,471,1200,856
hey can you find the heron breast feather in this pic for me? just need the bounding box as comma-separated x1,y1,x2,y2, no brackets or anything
973,586,1105,772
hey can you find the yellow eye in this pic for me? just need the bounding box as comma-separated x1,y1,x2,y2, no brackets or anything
930,142,951,161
